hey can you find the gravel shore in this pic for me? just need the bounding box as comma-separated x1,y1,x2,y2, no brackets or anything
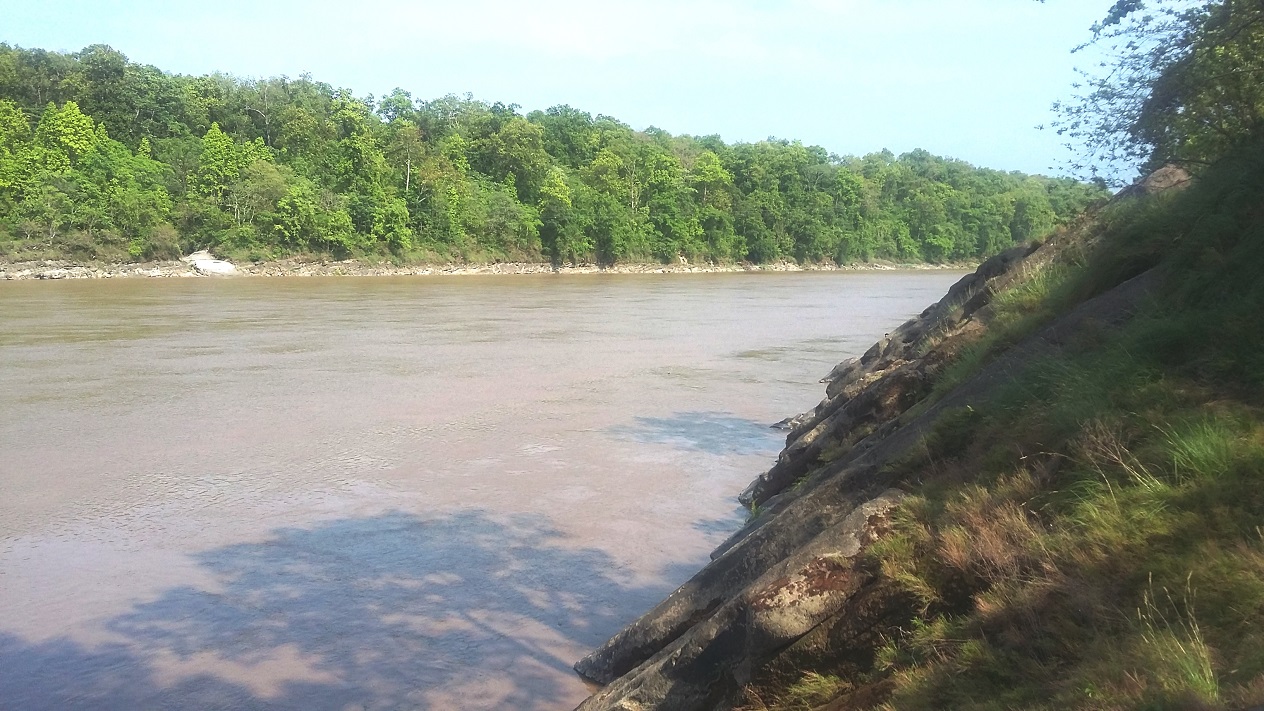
0,257,969,280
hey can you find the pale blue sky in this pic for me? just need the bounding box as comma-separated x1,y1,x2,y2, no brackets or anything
0,0,1110,176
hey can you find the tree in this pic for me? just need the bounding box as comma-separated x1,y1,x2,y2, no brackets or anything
538,166,589,263
691,152,740,261
32,100,96,173
470,116,550,203
1008,183,1057,244
528,104,598,167
643,151,701,260
1053,0,1264,180
458,176,541,260
386,119,425,193
690,151,733,209
373,196,413,252
227,159,287,227
376,88,415,123
0,43,1108,265
0,99,31,200
190,122,269,204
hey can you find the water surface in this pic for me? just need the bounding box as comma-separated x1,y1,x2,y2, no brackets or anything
0,271,962,710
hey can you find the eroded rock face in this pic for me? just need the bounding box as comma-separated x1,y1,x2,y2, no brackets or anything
738,240,1041,512
573,201,1163,710
576,493,904,711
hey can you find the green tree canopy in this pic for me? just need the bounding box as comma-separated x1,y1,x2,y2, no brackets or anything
1054,0,1264,180
0,43,1108,265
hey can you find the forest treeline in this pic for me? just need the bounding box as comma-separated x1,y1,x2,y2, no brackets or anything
0,44,1106,265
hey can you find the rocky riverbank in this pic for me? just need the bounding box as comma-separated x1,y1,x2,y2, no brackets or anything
572,233,1108,710
568,163,1264,711
0,257,969,281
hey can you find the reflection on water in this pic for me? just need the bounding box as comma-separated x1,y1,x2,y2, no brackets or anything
0,271,964,709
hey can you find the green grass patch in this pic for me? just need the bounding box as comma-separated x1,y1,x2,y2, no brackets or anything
927,260,1090,402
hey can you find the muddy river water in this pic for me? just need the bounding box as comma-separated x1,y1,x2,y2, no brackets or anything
0,271,962,710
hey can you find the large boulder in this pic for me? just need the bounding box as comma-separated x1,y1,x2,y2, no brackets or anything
183,250,238,276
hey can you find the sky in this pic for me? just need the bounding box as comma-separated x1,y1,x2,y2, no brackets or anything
0,0,1111,176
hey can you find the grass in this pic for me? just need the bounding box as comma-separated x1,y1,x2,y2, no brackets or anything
1136,579,1219,707
740,672,853,711
1159,417,1242,483
926,259,1089,403
866,397,1264,709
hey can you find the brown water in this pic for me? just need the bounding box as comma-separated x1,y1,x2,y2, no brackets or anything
0,271,962,710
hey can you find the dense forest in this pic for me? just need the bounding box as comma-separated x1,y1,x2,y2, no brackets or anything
0,44,1105,266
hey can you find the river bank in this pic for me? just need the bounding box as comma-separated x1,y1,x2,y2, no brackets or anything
0,256,973,280
573,162,1264,710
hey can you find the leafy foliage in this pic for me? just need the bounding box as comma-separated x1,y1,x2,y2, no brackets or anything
1053,0,1264,181
0,44,1105,264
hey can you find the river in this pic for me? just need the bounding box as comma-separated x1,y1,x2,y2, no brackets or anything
0,271,962,710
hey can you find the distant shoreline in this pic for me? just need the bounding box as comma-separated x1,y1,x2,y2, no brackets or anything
0,258,973,281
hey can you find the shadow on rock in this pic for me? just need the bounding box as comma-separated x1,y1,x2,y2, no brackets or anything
0,510,672,710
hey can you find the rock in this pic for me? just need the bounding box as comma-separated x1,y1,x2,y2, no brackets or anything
1140,164,1192,194
182,250,237,276
769,414,808,431
192,260,236,276
0,256,956,281
576,492,905,710
1115,164,1193,199
736,241,1041,511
